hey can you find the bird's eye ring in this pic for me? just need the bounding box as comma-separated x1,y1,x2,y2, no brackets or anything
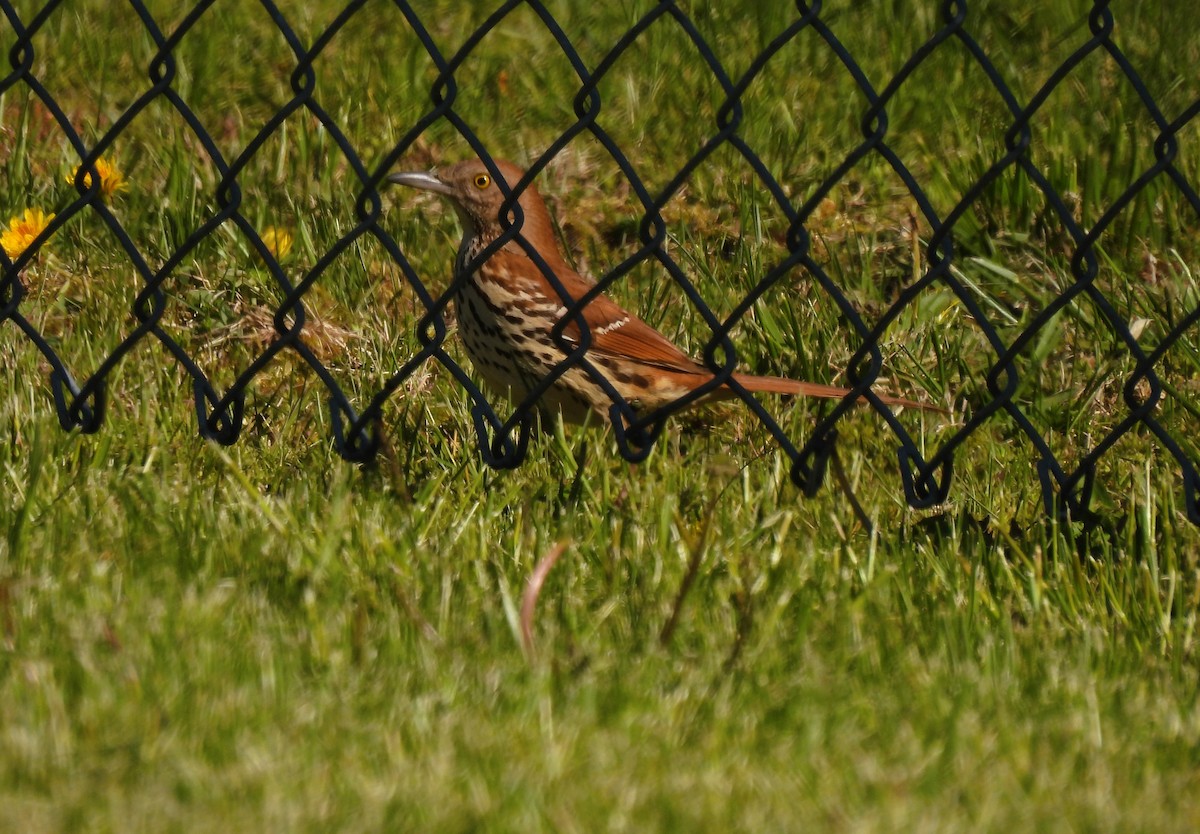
473,173,491,189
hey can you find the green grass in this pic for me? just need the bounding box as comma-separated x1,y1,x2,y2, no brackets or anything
3,1,1200,831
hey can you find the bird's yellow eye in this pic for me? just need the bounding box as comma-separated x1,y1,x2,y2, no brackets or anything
473,173,491,189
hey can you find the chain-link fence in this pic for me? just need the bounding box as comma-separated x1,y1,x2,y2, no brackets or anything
2,1,1197,525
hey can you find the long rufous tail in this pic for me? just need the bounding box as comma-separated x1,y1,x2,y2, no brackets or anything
730,373,945,412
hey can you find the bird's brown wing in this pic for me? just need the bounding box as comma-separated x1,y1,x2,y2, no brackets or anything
548,265,710,375
530,259,944,412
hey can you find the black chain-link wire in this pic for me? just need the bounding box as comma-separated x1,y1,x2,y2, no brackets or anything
2,1,1197,525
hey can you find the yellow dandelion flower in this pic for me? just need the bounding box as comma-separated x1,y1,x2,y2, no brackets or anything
67,157,127,199
1,208,55,260
261,226,294,261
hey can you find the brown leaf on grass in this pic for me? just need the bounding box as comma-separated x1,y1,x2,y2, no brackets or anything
205,304,359,360
520,540,568,656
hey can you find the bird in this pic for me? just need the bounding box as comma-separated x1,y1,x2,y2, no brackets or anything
387,157,938,426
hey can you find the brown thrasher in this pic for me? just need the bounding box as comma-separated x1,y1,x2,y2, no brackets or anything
388,158,936,425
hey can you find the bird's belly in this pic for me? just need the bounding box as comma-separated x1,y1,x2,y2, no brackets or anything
454,283,599,423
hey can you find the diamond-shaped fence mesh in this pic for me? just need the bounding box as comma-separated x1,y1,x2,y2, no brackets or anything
2,1,1197,525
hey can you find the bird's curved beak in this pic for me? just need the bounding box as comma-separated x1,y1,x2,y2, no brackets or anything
387,170,454,196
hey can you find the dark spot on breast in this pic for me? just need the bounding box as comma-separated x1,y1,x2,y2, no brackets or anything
593,356,645,387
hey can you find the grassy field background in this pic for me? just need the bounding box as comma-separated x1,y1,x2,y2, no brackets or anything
3,1,1200,830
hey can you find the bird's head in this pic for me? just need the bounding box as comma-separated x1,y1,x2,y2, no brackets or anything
388,157,557,257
